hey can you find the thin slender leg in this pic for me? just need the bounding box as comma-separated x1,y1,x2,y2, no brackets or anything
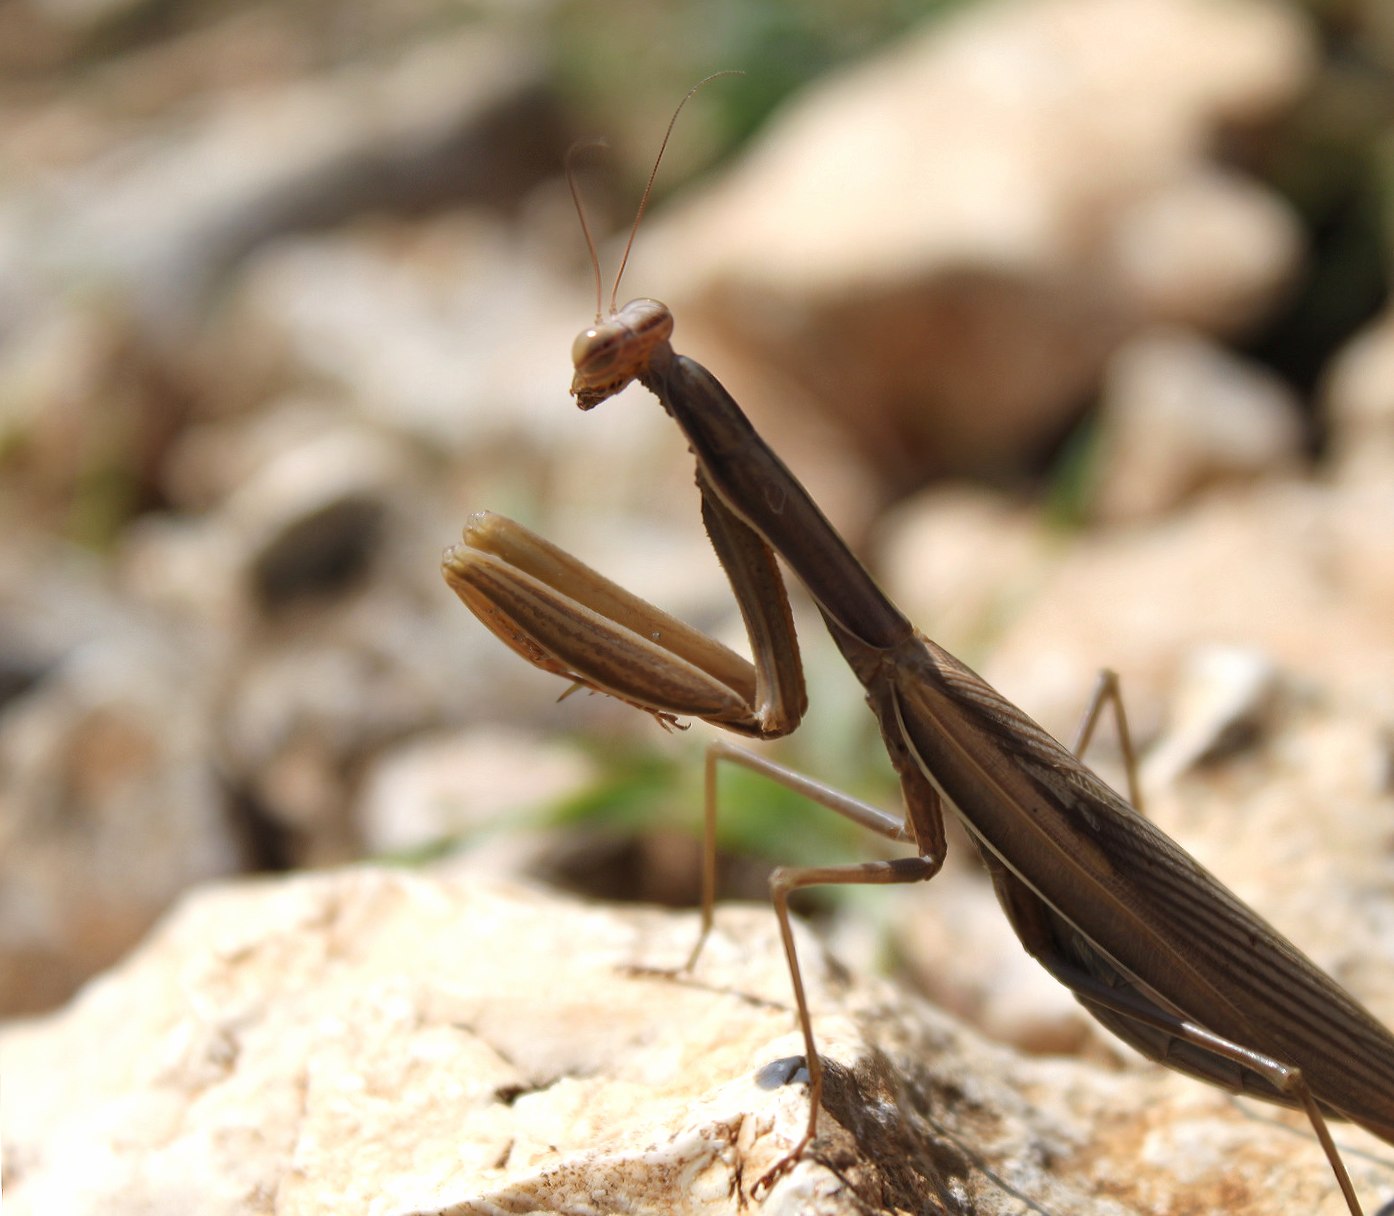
1041,956,1366,1216
756,853,943,1192
660,738,942,1189
1072,668,1144,812
683,738,910,971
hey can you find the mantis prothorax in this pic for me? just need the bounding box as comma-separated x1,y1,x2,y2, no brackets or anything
442,81,1394,1211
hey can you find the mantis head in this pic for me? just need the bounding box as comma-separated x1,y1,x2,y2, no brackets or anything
566,72,735,411
570,298,674,409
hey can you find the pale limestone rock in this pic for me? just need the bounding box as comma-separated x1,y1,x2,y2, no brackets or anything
1322,307,1394,481
1093,328,1305,523
357,726,596,855
216,215,595,457
628,0,1312,479
221,424,410,608
2,27,560,338
0,606,242,1016
1106,168,1303,333
875,484,1053,663
3,871,1392,1215
1140,644,1282,787
215,607,481,864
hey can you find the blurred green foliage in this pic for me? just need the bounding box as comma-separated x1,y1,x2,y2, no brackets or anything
550,726,889,873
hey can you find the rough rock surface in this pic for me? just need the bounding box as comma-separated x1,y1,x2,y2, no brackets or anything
3,872,1393,1214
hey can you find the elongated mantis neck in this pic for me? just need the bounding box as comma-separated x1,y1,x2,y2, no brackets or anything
644,348,914,652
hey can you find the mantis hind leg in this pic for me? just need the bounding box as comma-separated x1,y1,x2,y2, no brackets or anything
1042,956,1369,1216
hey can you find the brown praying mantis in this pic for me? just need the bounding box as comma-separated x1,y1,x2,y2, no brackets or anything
442,81,1394,1212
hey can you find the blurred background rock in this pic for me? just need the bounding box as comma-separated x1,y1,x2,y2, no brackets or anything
0,0,1391,1037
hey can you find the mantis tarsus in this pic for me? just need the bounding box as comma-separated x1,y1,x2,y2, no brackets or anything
442,81,1394,1212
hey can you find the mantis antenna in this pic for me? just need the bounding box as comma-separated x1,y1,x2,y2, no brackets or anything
564,139,609,324
566,71,744,323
